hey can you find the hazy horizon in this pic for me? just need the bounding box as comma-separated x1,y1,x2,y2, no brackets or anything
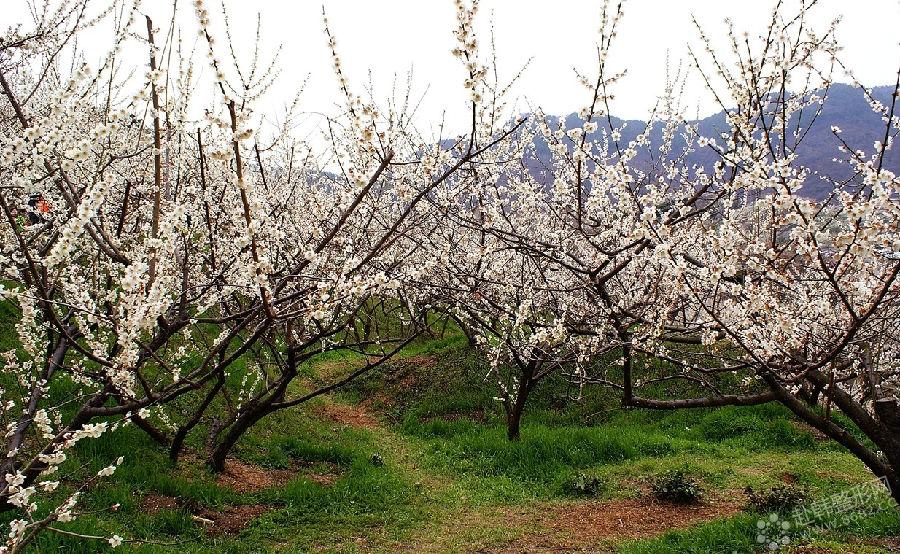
6,0,900,141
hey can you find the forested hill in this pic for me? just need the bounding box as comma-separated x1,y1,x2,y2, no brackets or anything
528,83,898,200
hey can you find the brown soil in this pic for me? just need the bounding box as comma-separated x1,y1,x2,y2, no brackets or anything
477,493,744,553
315,356,386,379
142,458,344,536
195,504,271,536
140,491,272,537
780,471,800,484
386,355,437,389
859,537,900,552
545,495,740,540
315,402,380,429
141,493,179,514
398,355,437,370
360,354,444,420
305,471,340,486
216,458,301,493
313,354,439,421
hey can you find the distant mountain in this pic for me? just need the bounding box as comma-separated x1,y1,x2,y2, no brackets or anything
526,83,899,200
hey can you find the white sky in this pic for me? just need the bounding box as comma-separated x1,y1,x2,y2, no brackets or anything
7,0,900,139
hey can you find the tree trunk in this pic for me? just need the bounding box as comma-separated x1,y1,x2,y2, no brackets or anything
621,339,633,406
874,399,900,436
798,381,824,406
506,375,533,442
765,375,899,505
170,375,224,462
208,408,268,472
133,416,170,446
875,399,900,503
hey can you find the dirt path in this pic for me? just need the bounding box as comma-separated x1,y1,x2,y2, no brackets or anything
216,458,302,493
490,495,743,552
314,401,381,429
400,493,744,553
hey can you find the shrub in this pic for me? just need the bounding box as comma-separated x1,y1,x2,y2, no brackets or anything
565,472,604,497
651,470,704,504
745,484,808,514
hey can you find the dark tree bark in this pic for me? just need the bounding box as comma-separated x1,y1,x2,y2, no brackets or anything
874,399,900,503
132,416,170,446
209,406,270,472
765,374,899,504
170,373,225,462
505,362,537,442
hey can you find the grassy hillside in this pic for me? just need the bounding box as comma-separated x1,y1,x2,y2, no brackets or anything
2,325,895,553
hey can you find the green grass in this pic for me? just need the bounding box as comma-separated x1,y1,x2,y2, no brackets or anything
0,307,893,553
618,501,900,553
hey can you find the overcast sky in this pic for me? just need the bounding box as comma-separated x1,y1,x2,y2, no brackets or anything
7,0,900,139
